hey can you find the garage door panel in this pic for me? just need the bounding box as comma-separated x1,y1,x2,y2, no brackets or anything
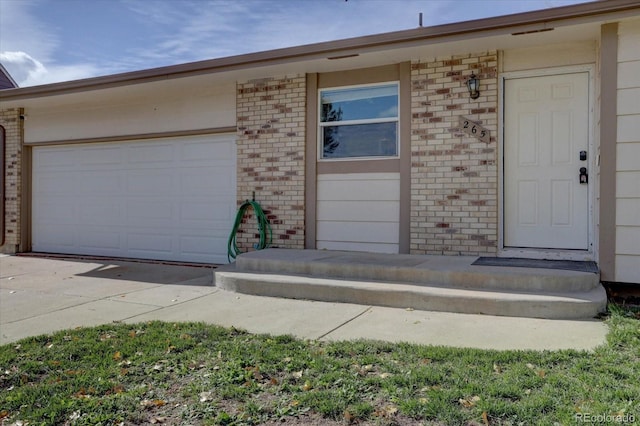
78,229,121,250
180,202,222,221
34,225,76,248
126,200,174,228
205,225,233,238
181,168,235,193
34,148,76,168
127,171,175,194
80,146,123,165
78,200,122,226
77,171,123,194
35,173,76,193
34,202,77,224
127,233,174,253
33,134,236,263
128,143,174,164
180,235,221,255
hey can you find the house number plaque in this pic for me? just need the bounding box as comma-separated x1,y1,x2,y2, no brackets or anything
459,116,491,143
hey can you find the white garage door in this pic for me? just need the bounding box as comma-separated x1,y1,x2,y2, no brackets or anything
32,134,236,264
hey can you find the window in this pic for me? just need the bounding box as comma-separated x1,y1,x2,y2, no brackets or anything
319,83,398,159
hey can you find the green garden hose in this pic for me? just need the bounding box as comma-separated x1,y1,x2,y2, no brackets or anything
227,199,272,262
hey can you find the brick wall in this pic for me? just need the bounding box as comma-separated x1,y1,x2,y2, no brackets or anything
236,75,306,251
0,108,22,254
410,52,498,255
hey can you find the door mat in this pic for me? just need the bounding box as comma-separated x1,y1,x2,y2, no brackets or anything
472,257,599,273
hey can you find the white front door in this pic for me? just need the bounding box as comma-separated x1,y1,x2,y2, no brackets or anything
504,72,590,250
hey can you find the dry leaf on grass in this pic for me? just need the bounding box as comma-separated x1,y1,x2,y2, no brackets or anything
459,395,481,408
141,399,166,408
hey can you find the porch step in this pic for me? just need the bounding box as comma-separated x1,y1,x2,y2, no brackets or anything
214,249,607,319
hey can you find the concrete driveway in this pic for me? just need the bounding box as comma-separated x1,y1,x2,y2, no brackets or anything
0,254,608,350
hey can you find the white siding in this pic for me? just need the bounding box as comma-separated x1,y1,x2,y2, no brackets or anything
615,20,640,283
316,173,400,253
503,41,596,72
24,79,236,143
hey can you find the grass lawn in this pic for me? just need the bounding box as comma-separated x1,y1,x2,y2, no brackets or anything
1,307,638,426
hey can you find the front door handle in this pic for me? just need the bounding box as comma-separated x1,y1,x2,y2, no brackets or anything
579,167,588,184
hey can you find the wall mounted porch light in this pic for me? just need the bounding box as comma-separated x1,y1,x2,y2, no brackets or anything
466,73,480,99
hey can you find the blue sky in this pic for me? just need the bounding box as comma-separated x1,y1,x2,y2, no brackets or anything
1,0,591,87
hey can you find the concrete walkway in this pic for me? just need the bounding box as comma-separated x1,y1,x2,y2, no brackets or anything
0,255,608,350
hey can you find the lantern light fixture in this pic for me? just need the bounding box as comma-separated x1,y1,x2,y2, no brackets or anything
466,73,480,99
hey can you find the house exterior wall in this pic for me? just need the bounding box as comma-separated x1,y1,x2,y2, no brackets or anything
1,10,636,278
242,53,500,257
236,75,306,251
615,19,640,283
502,41,596,72
305,64,411,253
316,172,401,253
410,52,498,255
0,108,22,253
23,80,236,144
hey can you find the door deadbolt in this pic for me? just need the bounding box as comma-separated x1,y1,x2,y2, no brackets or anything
580,151,587,161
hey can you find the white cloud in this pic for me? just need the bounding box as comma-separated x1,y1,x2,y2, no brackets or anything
0,51,46,85
0,0,57,62
0,51,99,87
0,0,102,87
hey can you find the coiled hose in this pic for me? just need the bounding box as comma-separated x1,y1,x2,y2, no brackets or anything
227,199,272,262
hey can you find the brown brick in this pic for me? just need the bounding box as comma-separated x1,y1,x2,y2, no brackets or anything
236,75,306,252
0,108,23,253
410,52,498,256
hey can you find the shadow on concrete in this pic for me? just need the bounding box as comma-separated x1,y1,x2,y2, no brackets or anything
17,253,216,286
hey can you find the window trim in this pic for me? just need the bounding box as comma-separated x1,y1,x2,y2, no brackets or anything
317,81,400,162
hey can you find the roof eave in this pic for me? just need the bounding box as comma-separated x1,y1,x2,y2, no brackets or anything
1,0,638,101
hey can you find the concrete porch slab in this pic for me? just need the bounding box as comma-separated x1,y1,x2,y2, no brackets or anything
216,248,608,319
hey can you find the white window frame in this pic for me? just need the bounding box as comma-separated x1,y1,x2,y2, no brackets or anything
318,81,400,161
